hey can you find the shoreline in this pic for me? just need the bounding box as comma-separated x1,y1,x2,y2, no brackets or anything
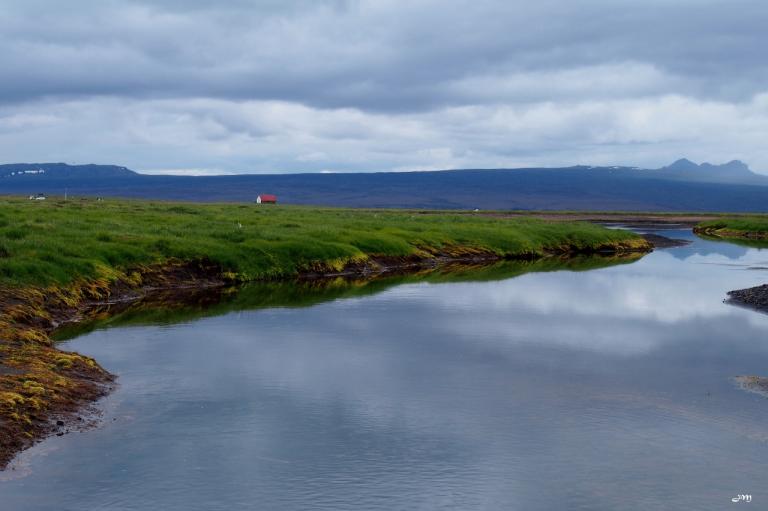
0,239,653,470
695,223,768,312
700,225,768,399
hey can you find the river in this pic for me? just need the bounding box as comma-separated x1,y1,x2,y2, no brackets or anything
2,229,768,510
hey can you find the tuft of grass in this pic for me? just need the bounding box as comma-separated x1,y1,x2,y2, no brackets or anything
4,228,27,241
0,198,648,287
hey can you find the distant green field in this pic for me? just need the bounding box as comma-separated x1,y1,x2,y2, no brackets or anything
0,197,648,287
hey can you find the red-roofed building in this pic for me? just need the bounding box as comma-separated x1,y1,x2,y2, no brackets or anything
256,194,277,204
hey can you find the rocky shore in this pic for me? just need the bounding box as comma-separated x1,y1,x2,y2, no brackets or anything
726,284,768,314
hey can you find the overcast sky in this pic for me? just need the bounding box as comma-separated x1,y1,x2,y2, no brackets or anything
1,0,767,174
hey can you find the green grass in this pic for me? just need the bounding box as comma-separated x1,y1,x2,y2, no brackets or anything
0,197,647,287
694,216,768,247
696,217,768,234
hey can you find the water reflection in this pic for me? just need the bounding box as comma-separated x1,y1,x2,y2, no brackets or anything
4,232,768,511
54,254,643,341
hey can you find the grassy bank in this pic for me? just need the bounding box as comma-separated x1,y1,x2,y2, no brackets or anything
0,198,649,286
694,217,768,241
0,197,651,469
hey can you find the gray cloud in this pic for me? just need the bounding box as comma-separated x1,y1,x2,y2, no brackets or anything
0,0,766,172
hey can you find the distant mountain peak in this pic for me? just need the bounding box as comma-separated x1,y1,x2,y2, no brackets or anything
665,158,700,171
721,159,750,171
662,158,753,174
653,158,763,185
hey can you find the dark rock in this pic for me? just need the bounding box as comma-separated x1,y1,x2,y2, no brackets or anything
726,284,768,313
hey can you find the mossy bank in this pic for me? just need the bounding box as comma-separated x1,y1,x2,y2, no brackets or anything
0,198,652,468
693,217,768,242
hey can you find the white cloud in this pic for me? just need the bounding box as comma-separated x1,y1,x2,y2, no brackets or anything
0,0,766,172
5,91,768,173
444,63,680,104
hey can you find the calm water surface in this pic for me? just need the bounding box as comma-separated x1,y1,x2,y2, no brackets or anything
3,229,768,510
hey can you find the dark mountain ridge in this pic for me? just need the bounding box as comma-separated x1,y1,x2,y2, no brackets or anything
643,158,765,185
0,163,136,180
2,160,768,212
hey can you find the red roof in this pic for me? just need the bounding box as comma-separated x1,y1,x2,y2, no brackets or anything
259,194,277,202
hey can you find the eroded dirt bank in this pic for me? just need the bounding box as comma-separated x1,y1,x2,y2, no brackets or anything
0,241,652,470
0,259,228,469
